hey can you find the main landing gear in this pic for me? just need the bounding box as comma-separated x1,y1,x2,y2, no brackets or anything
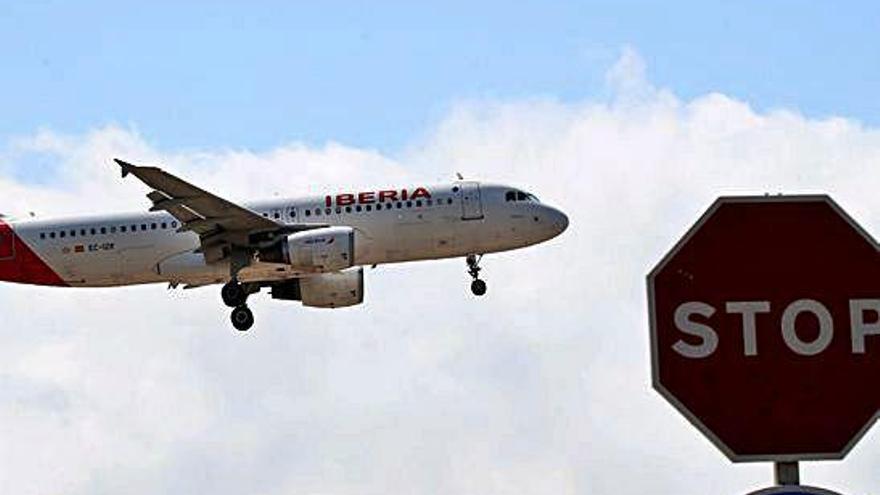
230,305,255,332
467,254,487,296
222,279,257,331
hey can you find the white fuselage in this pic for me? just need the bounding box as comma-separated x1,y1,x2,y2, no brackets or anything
0,181,568,288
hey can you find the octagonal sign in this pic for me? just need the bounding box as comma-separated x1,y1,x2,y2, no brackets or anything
648,195,880,461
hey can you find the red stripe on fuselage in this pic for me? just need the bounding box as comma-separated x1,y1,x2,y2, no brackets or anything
0,220,67,287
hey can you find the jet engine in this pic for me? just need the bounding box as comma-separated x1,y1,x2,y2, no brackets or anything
271,268,364,308
261,226,355,272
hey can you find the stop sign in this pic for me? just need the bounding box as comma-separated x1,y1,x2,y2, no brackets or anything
648,195,880,461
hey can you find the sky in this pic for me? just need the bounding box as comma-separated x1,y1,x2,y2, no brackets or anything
1,2,880,494
2,1,880,153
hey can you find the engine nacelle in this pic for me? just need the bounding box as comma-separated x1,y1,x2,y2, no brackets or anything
261,226,355,272
271,268,364,308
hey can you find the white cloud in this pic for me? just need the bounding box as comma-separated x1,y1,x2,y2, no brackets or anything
1,48,879,494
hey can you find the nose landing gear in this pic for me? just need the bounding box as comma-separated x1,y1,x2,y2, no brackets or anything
222,280,258,331
466,254,487,296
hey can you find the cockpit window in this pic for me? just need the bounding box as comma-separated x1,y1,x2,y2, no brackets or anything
506,190,539,202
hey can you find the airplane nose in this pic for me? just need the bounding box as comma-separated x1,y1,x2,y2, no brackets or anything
543,206,568,238
554,209,569,234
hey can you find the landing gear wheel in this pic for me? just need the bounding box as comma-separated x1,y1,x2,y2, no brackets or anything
222,280,247,307
466,254,487,296
471,279,487,296
230,305,255,332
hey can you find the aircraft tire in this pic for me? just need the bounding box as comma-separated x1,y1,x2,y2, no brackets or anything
230,305,255,331
222,281,247,307
471,279,487,296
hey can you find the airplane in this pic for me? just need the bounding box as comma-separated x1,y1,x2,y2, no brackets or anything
0,159,569,331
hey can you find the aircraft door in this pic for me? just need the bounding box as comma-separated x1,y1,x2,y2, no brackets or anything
457,181,484,220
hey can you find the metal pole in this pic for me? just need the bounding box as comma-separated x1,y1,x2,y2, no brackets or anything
774,461,800,486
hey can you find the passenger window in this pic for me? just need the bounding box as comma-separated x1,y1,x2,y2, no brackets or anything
315,209,322,216
356,205,362,212
80,229,86,236
141,224,147,231
452,186,460,193
121,226,127,233
162,222,167,229
396,202,402,209
517,191,528,201
91,228,96,235
273,212,280,219
262,212,268,217
171,221,178,228
345,206,352,213
447,198,453,205
336,207,342,214
40,233,46,239
366,205,372,212
506,191,516,202
427,199,433,206
406,201,413,208
150,223,156,230
415,200,422,207
325,208,332,215
305,210,311,217
70,230,76,237
110,227,117,233
50,232,56,239
100,227,106,234
386,203,393,210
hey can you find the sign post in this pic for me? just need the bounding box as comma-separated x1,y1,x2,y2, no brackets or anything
774,462,799,486
648,195,880,493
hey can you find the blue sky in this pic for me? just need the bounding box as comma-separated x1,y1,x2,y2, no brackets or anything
1,1,878,153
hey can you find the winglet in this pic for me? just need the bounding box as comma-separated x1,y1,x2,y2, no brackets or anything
114,158,135,178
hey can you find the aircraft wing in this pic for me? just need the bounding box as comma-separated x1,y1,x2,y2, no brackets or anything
115,159,280,234
115,159,323,264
